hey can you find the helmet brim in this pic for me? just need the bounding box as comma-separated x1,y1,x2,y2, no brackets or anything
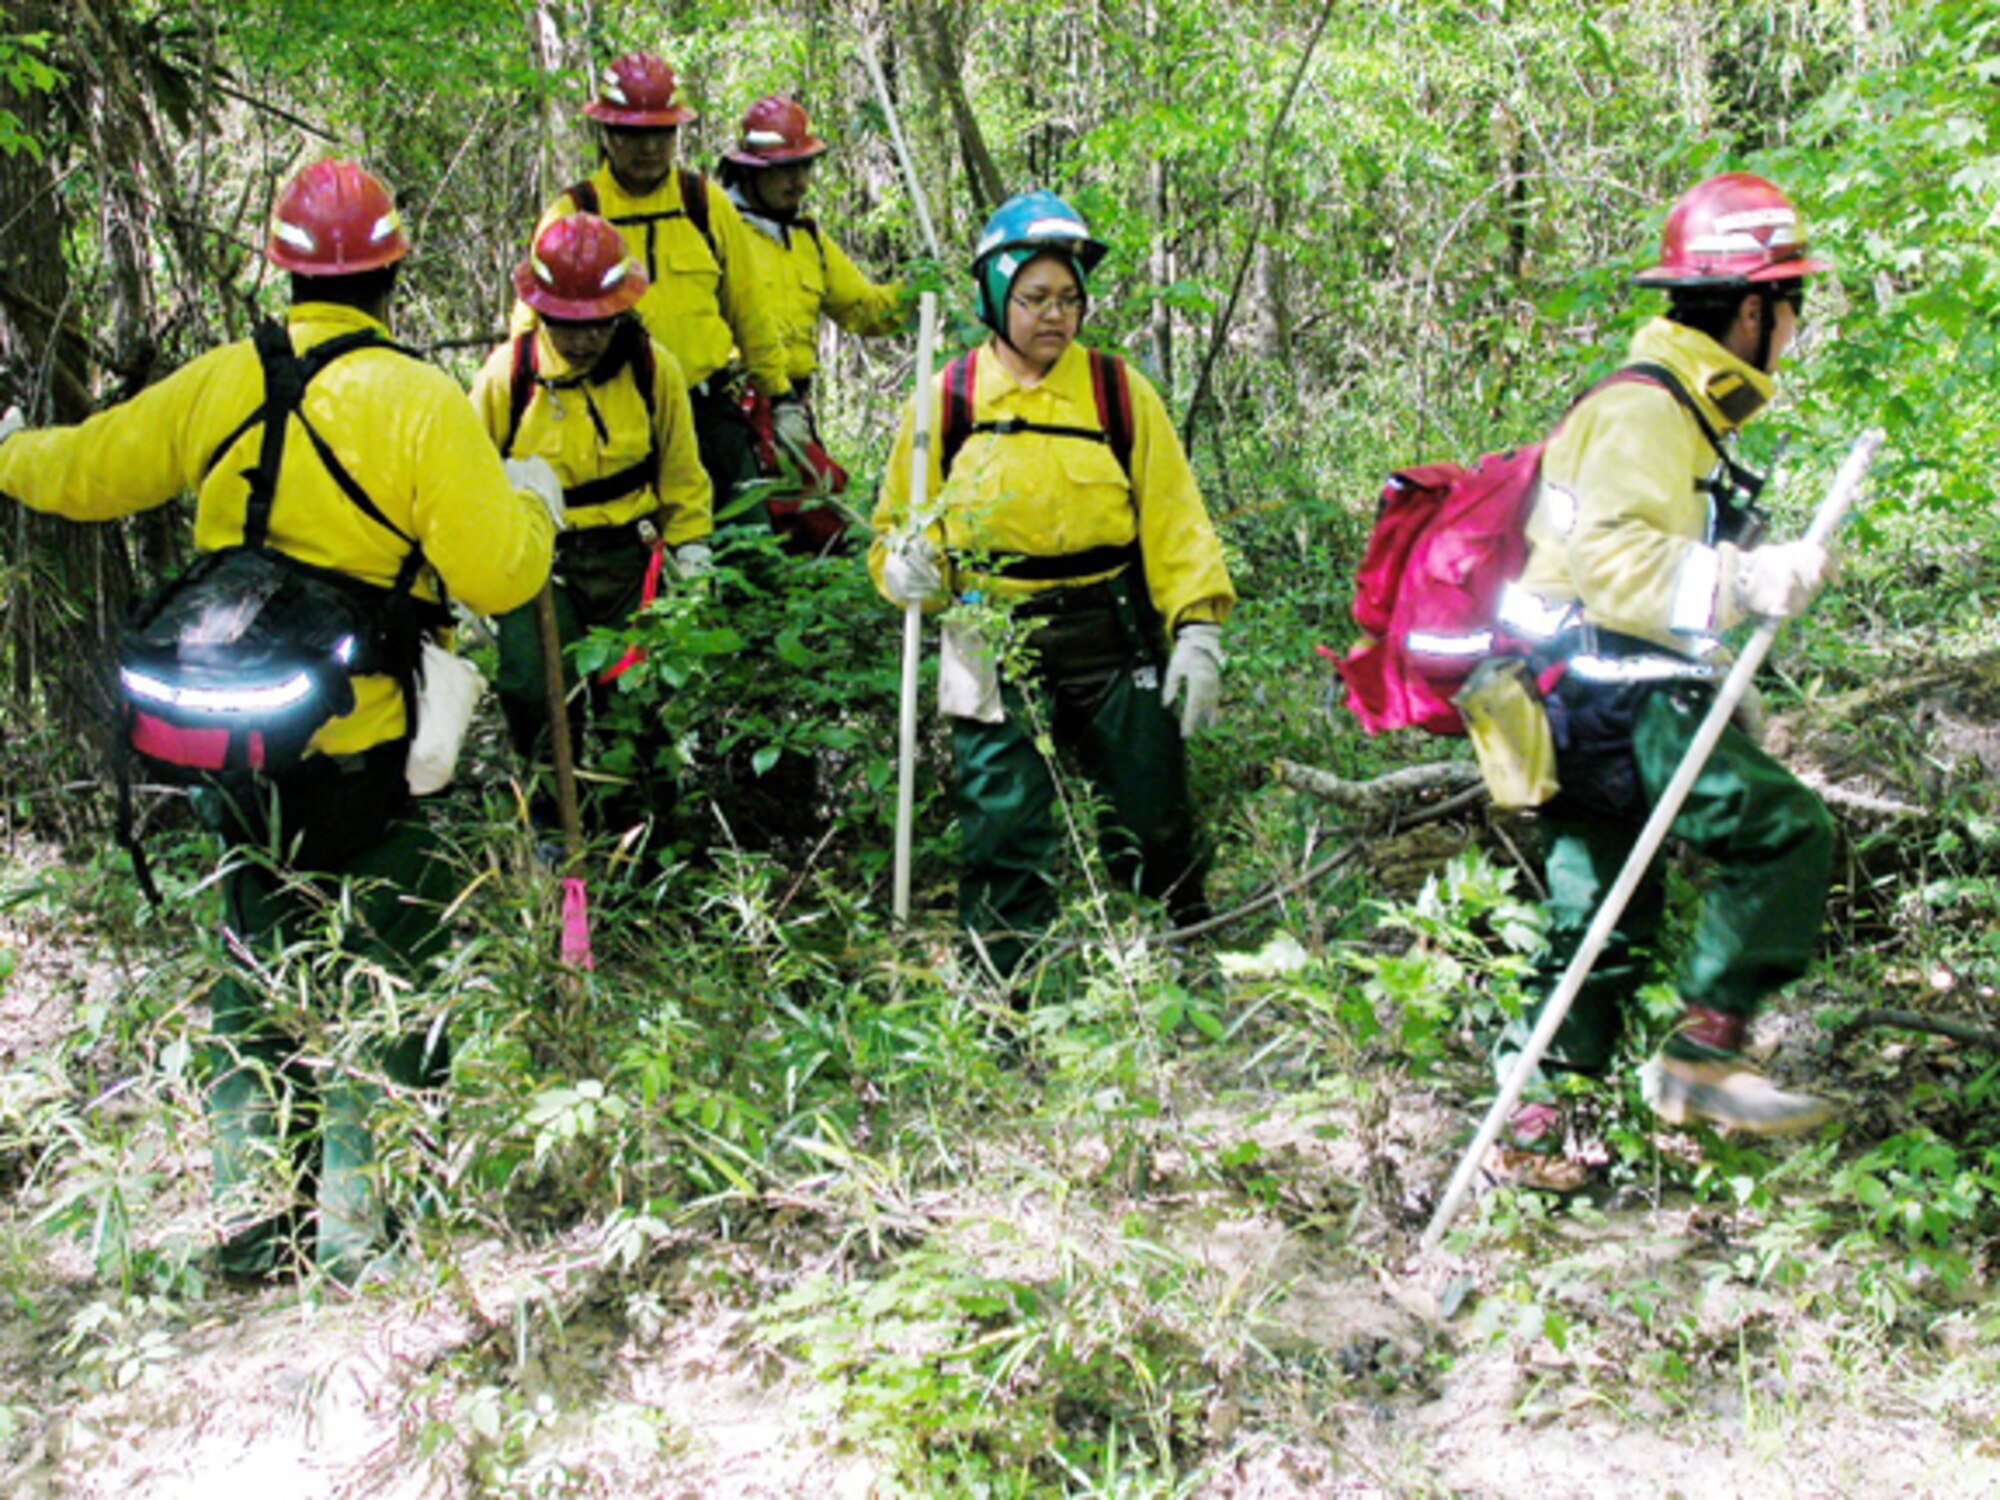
512,260,650,321
583,101,697,128
973,235,1108,277
267,236,409,275
722,138,829,168
1634,254,1832,288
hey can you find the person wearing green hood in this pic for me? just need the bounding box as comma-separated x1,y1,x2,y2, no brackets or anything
869,190,1235,986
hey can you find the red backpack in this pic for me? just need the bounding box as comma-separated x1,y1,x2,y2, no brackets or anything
1329,362,1734,736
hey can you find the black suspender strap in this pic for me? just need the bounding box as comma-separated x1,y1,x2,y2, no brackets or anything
1620,360,1766,502
565,168,716,281
503,319,662,515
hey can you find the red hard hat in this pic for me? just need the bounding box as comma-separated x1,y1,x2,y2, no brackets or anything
266,160,410,275
724,96,828,167
582,52,697,128
513,214,649,321
1634,172,1831,288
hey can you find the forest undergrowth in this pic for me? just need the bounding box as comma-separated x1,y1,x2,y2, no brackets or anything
1,505,1998,1498
3,1,1998,1494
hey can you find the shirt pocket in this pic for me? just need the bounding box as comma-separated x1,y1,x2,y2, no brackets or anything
1050,440,1136,555
654,225,722,308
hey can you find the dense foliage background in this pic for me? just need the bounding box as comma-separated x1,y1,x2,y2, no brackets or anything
1,3,1997,1496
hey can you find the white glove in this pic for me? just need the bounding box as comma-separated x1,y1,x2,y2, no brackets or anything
1735,540,1829,620
771,399,814,465
673,542,714,581
881,534,946,607
1162,623,1225,738
0,405,24,446
503,456,566,531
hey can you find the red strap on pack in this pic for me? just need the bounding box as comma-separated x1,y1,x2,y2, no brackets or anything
1086,349,1134,472
129,712,265,772
939,349,977,477
597,539,668,684
741,385,780,475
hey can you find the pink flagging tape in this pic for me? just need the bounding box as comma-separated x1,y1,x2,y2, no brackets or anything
560,876,595,970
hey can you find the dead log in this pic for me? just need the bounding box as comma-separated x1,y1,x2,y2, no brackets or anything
1831,1007,2000,1053
1272,758,1482,812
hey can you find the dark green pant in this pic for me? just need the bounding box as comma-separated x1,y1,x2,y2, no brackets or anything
496,538,677,834
691,383,763,528
1497,683,1835,1083
198,745,452,1282
953,660,1207,978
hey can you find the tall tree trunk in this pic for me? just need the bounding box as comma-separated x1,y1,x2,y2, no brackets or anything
912,1,1005,217
1148,155,1176,392
1254,190,1295,367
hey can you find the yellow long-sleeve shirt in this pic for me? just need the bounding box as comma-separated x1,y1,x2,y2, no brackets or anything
1519,317,1776,655
511,165,791,398
469,326,711,544
870,339,1234,637
0,303,555,753
730,204,905,382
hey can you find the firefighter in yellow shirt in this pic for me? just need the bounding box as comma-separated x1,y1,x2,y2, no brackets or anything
871,191,1235,986
1489,173,1839,1182
471,212,711,837
514,51,795,517
717,96,905,552
0,161,555,1284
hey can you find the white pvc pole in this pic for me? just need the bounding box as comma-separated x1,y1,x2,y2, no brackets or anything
860,35,945,264
1423,428,1885,1250
893,294,941,922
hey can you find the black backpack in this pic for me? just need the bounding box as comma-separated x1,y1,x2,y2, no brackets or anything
116,321,446,894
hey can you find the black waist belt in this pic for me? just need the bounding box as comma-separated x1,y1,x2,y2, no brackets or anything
1013,577,1128,620
968,542,1139,583
562,456,656,513
557,511,663,555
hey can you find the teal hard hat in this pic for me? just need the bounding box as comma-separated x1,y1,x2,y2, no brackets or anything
971,190,1108,331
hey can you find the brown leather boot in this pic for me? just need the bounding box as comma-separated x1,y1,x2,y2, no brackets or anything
1644,1055,1833,1135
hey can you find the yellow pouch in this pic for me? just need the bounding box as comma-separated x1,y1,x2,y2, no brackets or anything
1455,657,1559,809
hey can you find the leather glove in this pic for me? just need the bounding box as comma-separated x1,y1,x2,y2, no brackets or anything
0,405,22,446
770,399,814,466
1162,623,1225,738
881,534,946,608
1735,540,1829,620
673,542,714,581
1732,681,1768,746
503,456,566,532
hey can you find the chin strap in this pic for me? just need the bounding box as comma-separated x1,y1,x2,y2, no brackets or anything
1752,284,1779,373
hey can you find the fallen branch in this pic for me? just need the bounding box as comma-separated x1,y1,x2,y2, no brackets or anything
1272,758,1482,812
1007,780,1491,975
1830,1007,2000,1052
1159,783,1488,948
1793,769,1930,823
420,331,511,355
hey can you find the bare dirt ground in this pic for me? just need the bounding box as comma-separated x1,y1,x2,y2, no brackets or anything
4,831,1999,1498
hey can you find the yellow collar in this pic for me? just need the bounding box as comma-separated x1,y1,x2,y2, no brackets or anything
1628,316,1777,430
